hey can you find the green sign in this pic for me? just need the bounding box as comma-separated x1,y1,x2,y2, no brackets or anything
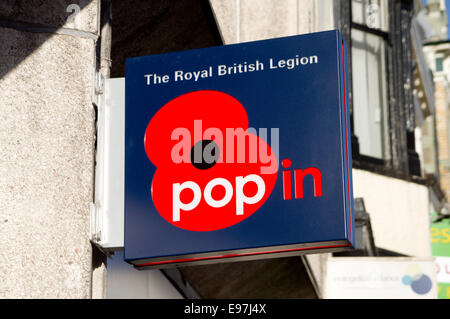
430,216,450,300
431,217,450,255
438,283,450,299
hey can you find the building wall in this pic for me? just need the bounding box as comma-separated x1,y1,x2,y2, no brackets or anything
435,79,450,201
0,0,98,298
422,0,450,204
352,169,431,257
425,0,448,40
423,42,450,203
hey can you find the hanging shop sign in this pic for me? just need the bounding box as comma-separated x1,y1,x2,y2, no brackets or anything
124,30,354,269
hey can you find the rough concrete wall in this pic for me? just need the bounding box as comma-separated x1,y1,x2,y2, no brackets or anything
0,1,98,298
0,0,98,32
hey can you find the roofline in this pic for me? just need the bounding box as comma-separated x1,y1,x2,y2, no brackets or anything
423,39,450,46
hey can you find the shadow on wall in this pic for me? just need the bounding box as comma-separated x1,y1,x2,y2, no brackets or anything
178,256,319,299
0,0,97,80
0,0,224,79
110,0,223,77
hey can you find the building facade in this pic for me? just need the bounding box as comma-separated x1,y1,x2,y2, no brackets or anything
422,0,450,204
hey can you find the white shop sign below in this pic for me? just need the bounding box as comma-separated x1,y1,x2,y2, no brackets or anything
436,257,450,284
325,257,437,299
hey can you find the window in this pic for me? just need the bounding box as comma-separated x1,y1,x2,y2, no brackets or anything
351,0,390,160
336,0,421,178
436,56,444,72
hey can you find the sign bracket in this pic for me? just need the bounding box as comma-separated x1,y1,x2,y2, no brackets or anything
90,76,125,252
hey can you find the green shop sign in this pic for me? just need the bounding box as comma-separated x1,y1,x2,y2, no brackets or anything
430,216,450,299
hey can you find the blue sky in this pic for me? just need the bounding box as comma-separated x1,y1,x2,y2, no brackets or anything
423,0,450,38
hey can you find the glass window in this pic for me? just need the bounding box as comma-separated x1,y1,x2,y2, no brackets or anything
351,30,390,158
351,0,390,159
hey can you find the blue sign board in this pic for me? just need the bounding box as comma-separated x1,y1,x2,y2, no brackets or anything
125,30,354,269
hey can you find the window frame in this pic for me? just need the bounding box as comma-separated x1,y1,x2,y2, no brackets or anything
435,55,444,72
335,0,422,180
351,20,391,162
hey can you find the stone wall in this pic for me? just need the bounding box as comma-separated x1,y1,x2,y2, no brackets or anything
0,0,98,298
435,80,450,201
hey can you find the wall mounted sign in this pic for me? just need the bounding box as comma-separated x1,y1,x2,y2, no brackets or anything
325,258,437,299
125,30,354,269
430,216,450,299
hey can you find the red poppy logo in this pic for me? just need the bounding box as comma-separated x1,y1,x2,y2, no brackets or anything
144,90,278,231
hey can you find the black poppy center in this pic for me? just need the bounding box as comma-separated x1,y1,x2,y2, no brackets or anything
190,139,220,170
